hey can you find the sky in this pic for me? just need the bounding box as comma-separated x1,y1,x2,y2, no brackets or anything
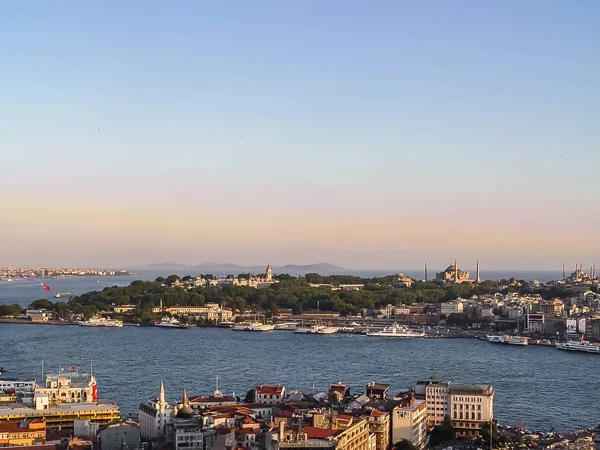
1,1,599,270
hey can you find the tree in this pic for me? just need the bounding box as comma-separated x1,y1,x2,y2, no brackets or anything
393,440,416,450
29,299,55,311
165,275,180,285
243,388,255,403
429,416,455,446
155,276,165,283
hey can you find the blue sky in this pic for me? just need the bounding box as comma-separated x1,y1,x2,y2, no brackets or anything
1,1,599,269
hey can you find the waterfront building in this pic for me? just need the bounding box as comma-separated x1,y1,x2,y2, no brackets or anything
448,384,494,437
138,381,173,440
0,401,119,429
98,422,140,450
440,301,464,316
424,380,494,437
0,419,46,446
436,262,471,284
35,374,97,405
525,314,545,334
391,395,427,450
25,309,50,322
254,385,286,405
113,305,137,314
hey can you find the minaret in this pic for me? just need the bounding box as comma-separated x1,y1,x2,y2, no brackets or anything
454,260,459,283
182,387,189,408
424,262,428,282
476,260,481,284
562,263,565,280
159,380,166,414
266,263,272,282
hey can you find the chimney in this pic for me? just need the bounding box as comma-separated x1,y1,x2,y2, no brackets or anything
279,420,285,441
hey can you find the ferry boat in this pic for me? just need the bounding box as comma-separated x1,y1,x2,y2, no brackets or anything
315,326,339,334
487,335,528,345
556,341,600,354
232,321,274,331
154,317,188,329
78,317,123,327
54,292,71,298
274,322,298,330
366,323,424,338
504,336,529,346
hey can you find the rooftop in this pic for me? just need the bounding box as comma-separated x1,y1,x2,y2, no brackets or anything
255,385,285,396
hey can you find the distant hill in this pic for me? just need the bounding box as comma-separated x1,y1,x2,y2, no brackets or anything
137,262,349,276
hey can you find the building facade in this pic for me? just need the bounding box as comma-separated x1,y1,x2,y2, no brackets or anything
138,381,173,440
254,385,286,405
99,422,140,450
0,419,46,447
392,397,427,450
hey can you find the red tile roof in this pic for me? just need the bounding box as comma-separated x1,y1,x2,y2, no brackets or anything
302,426,337,439
369,409,387,417
255,385,284,395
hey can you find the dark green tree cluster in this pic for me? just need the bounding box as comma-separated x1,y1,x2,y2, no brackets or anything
429,416,456,446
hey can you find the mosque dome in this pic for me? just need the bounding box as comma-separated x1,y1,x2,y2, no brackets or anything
176,388,194,419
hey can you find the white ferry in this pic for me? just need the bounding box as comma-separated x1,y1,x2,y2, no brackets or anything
78,317,123,327
504,336,529,346
486,335,528,345
0,378,36,395
232,321,274,331
556,341,600,354
274,322,298,330
154,317,188,329
366,323,424,338
54,292,71,298
294,324,338,334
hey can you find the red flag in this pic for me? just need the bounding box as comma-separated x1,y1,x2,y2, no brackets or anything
92,384,98,401
42,284,50,291
69,366,75,371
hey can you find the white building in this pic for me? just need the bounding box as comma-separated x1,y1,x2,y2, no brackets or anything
139,381,173,440
35,374,97,404
440,301,463,316
392,397,427,450
425,381,494,437
25,309,49,322
173,422,203,450
254,385,286,404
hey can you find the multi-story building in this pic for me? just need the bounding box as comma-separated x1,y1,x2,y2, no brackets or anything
278,416,372,450
362,410,389,450
35,375,97,405
525,314,545,333
365,382,388,401
254,385,286,405
539,300,565,317
424,380,494,437
25,309,50,322
98,422,140,450
0,419,46,446
440,301,463,316
448,384,494,436
139,381,173,440
391,396,427,450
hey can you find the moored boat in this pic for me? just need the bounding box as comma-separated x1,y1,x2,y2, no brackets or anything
366,323,424,338
78,317,123,327
154,317,188,329
556,341,600,354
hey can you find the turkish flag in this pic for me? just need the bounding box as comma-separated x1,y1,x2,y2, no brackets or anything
42,285,50,291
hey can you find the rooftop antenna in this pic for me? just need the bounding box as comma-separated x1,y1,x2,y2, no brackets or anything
41,360,44,379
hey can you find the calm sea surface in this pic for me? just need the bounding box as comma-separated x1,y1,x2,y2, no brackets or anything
0,324,597,432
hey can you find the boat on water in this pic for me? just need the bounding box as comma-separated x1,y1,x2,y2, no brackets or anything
232,321,274,331
154,317,188,329
366,323,424,338
78,317,124,327
486,335,528,345
54,292,72,298
504,336,529,346
274,322,298,330
0,367,6,375
217,321,235,328
556,341,600,354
